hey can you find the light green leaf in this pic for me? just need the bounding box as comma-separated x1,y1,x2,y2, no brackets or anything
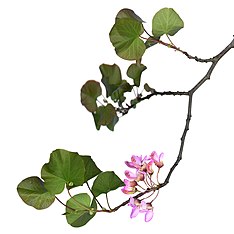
41,149,85,194
17,176,55,210
92,171,124,197
127,63,147,87
66,193,97,227
109,18,146,60
152,8,184,38
81,80,102,112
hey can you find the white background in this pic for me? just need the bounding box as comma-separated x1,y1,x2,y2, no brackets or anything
1,0,234,233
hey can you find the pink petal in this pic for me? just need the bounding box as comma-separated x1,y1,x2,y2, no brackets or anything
145,210,154,222
125,170,137,180
130,207,140,218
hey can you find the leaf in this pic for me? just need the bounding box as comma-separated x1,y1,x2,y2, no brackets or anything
92,104,117,129
17,176,55,210
111,80,132,103
100,64,122,97
81,156,102,182
145,36,161,49
107,114,119,131
116,8,145,23
144,83,155,93
109,18,146,60
66,193,97,228
92,171,124,197
127,63,147,87
152,8,184,38
130,98,141,109
41,149,85,194
81,80,102,112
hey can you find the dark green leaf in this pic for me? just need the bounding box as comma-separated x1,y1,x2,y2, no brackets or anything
111,80,132,103
144,83,155,93
81,80,102,112
66,193,97,227
109,18,146,60
130,98,141,109
17,176,55,210
107,114,119,131
116,8,145,23
100,64,122,97
92,104,116,129
152,8,184,38
127,63,147,87
81,156,102,182
92,171,124,197
41,149,85,194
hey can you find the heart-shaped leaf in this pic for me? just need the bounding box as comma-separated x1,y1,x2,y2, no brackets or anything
92,171,124,197
41,149,85,194
81,80,102,112
66,193,97,227
127,63,147,87
152,8,184,38
17,176,55,210
109,18,146,60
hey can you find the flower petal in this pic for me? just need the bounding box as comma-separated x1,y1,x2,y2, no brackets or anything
145,210,154,222
130,207,140,218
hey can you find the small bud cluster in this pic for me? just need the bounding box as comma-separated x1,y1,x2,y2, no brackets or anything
122,151,164,222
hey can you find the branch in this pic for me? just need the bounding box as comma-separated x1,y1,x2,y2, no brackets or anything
108,37,234,212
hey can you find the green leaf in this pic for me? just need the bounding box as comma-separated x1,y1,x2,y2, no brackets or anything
92,104,117,129
81,80,102,112
152,8,184,38
66,193,97,228
17,176,55,210
92,171,124,197
127,63,147,87
107,114,119,131
130,98,141,109
41,149,85,194
100,64,122,97
145,36,160,49
81,156,102,182
109,18,146,60
116,8,145,23
144,83,155,93
111,80,132,103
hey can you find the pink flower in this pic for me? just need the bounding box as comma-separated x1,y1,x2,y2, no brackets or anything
125,155,149,170
146,160,154,174
121,179,137,194
150,151,164,168
128,197,154,222
125,170,145,181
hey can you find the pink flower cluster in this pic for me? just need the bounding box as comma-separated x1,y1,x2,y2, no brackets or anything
129,197,154,222
121,151,164,222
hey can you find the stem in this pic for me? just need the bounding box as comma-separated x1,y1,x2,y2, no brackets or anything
55,196,76,212
86,182,104,209
106,194,111,210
